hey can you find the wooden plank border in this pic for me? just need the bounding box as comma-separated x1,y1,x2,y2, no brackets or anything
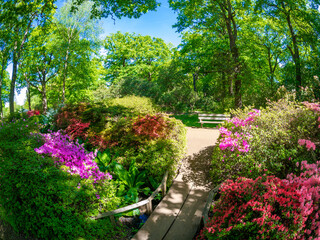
91,170,169,222
201,184,221,227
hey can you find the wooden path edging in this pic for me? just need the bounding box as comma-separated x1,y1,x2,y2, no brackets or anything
90,171,168,225
201,184,221,227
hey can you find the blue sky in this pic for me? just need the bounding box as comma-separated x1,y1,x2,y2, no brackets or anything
100,0,181,47
14,0,181,105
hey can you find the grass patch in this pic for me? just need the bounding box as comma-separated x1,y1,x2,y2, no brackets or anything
171,114,220,128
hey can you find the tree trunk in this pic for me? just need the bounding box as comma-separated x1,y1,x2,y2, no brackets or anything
0,57,6,119
10,49,18,114
41,82,47,114
62,53,68,103
221,0,242,109
62,41,71,103
27,81,31,111
285,11,302,96
192,73,198,92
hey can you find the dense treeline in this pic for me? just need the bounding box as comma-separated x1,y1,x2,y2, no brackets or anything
0,0,319,116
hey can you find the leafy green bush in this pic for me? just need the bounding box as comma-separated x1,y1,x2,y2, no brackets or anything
54,99,186,182
0,119,124,240
109,95,159,117
211,99,320,184
101,114,186,183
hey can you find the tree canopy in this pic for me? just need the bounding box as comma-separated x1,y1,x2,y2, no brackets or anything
0,0,319,116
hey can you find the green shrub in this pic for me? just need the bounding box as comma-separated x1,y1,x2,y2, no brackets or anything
0,120,124,240
108,115,186,183
211,99,320,184
108,95,158,117
53,99,186,182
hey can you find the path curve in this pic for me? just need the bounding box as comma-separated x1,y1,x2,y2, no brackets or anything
178,127,220,190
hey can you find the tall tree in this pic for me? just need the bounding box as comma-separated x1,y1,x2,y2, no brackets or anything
104,32,172,84
170,0,252,109
19,26,59,113
54,0,101,103
0,26,12,118
0,0,55,114
255,0,320,96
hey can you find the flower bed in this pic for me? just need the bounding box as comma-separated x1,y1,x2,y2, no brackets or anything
201,99,320,240
0,97,186,239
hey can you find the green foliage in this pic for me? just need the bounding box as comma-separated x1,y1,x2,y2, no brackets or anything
108,96,158,117
112,161,148,207
104,31,172,84
0,119,123,239
211,99,320,185
71,0,159,19
54,98,186,182
172,113,219,128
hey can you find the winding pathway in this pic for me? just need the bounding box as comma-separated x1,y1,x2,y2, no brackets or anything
132,127,220,240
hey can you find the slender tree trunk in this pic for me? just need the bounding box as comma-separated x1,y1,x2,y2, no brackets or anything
27,81,31,111
10,49,18,114
286,12,302,96
62,41,71,103
267,47,275,91
221,0,242,108
62,52,68,103
192,73,198,92
0,57,6,119
41,82,47,114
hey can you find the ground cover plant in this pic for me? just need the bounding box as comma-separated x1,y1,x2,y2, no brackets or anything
0,97,186,239
200,98,320,239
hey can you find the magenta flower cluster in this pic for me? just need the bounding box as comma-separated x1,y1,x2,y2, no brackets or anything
227,109,260,127
219,109,260,153
285,161,320,238
298,139,316,151
219,127,250,152
34,131,112,182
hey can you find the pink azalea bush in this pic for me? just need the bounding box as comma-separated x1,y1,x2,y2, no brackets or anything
205,98,320,240
211,99,320,184
34,131,112,183
218,109,260,153
199,175,303,239
201,161,320,240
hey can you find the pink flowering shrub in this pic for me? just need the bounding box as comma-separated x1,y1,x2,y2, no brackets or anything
298,139,316,151
211,99,320,184
202,161,320,240
132,114,168,140
199,176,303,240
0,120,121,239
285,161,320,239
34,131,111,183
27,109,40,117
